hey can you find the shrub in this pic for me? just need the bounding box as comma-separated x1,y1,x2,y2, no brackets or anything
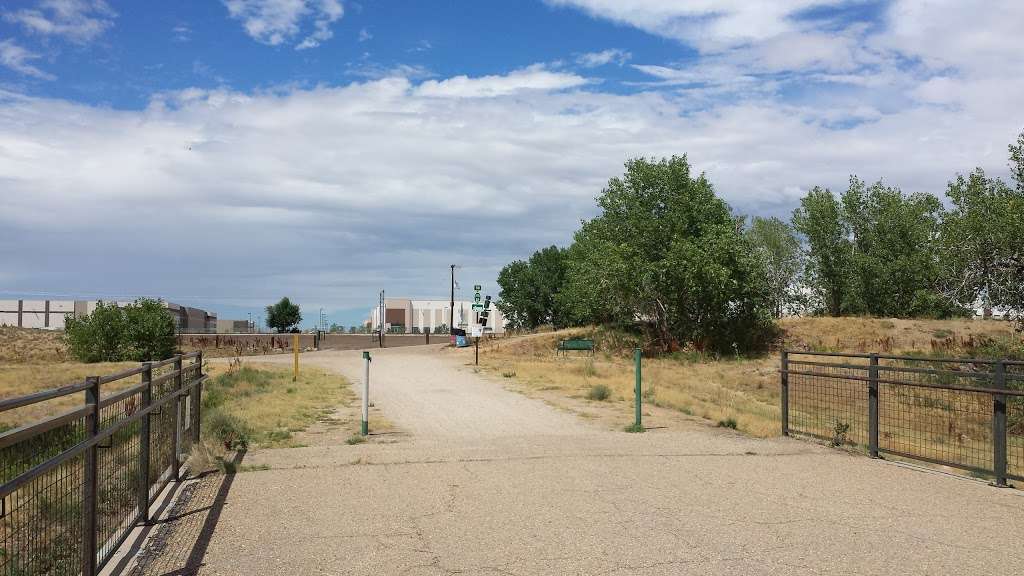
586,384,611,401
203,409,251,451
345,434,366,445
64,298,176,362
717,417,738,429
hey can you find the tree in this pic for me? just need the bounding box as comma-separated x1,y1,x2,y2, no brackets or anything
841,178,946,317
265,297,302,333
746,217,803,318
122,298,177,360
792,187,851,316
559,156,775,353
496,246,568,330
65,298,176,362
940,166,1024,323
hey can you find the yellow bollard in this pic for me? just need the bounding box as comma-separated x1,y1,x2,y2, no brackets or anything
293,333,299,381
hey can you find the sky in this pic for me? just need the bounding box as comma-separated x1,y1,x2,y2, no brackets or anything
1,1,1022,329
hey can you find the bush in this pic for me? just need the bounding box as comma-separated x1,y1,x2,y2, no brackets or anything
203,409,251,451
64,298,176,362
586,384,611,401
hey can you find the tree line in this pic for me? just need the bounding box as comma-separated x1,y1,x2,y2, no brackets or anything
497,131,1024,353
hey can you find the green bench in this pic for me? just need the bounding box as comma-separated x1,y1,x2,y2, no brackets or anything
557,338,595,356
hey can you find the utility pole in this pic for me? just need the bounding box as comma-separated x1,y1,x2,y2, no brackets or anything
379,290,385,348
450,264,456,342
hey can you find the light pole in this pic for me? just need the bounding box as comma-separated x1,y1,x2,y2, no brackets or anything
450,264,458,341
247,312,252,334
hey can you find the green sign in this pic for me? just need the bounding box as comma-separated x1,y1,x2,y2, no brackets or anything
472,303,484,311
473,284,482,291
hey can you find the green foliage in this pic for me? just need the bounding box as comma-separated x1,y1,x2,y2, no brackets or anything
939,166,1024,325
265,297,302,333
746,216,804,317
560,156,776,353
203,409,251,450
792,186,852,316
717,417,738,429
345,434,366,445
64,298,176,362
623,422,645,433
586,384,611,401
841,178,945,317
496,245,568,330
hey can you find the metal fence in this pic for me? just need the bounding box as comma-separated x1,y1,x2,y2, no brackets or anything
0,352,205,575
780,350,1024,486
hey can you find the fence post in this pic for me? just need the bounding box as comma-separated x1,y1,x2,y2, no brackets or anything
173,355,183,482
780,351,789,436
869,353,879,458
139,363,152,524
82,376,100,576
192,351,203,445
634,348,642,430
993,361,1008,487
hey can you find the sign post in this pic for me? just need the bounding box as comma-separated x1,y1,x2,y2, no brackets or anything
361,351,371,435
293,333,299,382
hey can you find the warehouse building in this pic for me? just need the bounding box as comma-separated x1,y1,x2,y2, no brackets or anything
366,298,506,334
0,299,217,333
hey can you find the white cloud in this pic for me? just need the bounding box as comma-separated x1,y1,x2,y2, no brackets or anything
546,1,850,51
222,0,343,49
357,27,372,42
0,39,55,80
416,65,589,98
5,0,116,44
576,48,631,68
1,42,1022,308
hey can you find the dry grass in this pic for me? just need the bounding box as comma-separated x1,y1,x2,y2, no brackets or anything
0,360,140,429
0,326,69,363
479,317,1021,438
197,362,356,449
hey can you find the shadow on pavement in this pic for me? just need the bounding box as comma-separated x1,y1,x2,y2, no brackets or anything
116,450,247,576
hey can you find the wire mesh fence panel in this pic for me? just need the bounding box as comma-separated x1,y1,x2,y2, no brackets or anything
1008,366,1024,480
784,352,1023,483
96,386,144,566
0,352,205,576
1,421,86,576
148,367,179,499
787,359,869,447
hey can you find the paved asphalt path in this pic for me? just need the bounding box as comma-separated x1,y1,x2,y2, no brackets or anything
184,346,1023,575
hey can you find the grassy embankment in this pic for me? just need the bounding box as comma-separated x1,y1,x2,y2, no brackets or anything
479,317,1020,437
0,327,360,452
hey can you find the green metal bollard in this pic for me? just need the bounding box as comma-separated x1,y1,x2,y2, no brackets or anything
634,347,642,430
361,351,370,436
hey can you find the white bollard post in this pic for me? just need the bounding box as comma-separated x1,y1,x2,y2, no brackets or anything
361,351,370,435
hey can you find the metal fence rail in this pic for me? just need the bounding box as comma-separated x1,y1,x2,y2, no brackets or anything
781,350,1023,486
0,352,205,575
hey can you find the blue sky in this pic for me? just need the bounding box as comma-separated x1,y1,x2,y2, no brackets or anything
1,1,1022,328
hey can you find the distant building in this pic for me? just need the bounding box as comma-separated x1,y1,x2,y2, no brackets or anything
0,299,217,333
216,319,251,333
366,298,506,334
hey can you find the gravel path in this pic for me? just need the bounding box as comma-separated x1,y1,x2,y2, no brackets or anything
133,345,1024,575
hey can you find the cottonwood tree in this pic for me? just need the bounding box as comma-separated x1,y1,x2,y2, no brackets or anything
792,187,851,317
746,216,804,318
496,246,569,331
939,141,1024,326
559,156,775,353
265,297,302,333
841,177,948,317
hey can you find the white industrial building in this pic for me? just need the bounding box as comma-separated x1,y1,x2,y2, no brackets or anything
0,299,217,332
367,298,506,334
